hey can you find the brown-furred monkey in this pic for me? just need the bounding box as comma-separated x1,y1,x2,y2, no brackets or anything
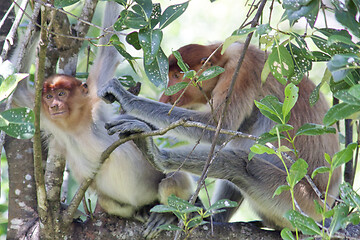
99,42,341,230
12,1,194,237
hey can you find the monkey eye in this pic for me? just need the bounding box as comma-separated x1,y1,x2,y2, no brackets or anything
58,91,67,97
45,94,53,99
173,72,180,79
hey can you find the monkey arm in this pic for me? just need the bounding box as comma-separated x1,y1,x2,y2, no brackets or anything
99,78,229,144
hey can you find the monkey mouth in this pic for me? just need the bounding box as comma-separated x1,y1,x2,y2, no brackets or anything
50,111,68,118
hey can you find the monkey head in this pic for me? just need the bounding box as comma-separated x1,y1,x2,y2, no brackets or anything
42,74,89,120
160,43,223,109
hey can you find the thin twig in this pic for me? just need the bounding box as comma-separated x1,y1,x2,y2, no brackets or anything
0,0,29,61
12,0,122,42
0,1,15,31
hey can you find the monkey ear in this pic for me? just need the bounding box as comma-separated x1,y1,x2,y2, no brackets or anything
80,83,89,95
200,57,213,68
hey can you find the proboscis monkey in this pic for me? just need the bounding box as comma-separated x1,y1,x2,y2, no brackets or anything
99,42,341,229
12,2,194,238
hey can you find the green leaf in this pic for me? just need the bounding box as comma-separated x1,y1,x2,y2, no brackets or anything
144,47,168,87
167,195,202,213
327,35,358,48
295,123,336,136
139,28,163,65
0,107,34,139
123,10,148,29
327,54,360,82
311,166,330,178
329,203,349,237
112,40,137,61
309,69,331,106
164,82,188,96
126,32,141,50
334,0,360,38
261,57,271,84
268,45,294,85
0,73,28,101
285,210,321,235
159,2,189,29
348,85,360,100
310,32,354,55
313,200,323,214
54,0,79,8
134,0,153,19
172,50,189,72
288,158,308,187
324,153,331,165
273,185,291,197
283,83,298,119
118,75,136,88
150,3,162,28
286,43,312,84
197,66,225,82
255,95,285,124
157,224,183,231
187,216,204,229
150,204,177,213
339,182,360,209
334,89,360,106
269,124,294,135
343,212,360,226
282,0,320,28
184,70,196,80
323,103,360,126
332,143,357,169
257,132,285,145
222,28,256,54
281,228,295,240
250,144,276,155
207,199,238,212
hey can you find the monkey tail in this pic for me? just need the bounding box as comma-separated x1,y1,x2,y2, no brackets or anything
87,1,123,95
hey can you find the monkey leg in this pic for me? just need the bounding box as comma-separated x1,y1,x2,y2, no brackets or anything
97,194,138,219
211,179,244,222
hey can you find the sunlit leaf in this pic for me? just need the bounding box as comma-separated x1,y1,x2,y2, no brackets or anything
311,166,330,178
250,144,276,155
283,83,298,119
273,185,291,197
0,73,28,101
287,158,308,187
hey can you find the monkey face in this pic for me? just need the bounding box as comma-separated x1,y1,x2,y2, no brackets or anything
43,89,71,119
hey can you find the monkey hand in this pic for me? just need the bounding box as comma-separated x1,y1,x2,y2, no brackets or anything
106,115,166,172
98,78,134,109
106,114,156,137
143,212,177,239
